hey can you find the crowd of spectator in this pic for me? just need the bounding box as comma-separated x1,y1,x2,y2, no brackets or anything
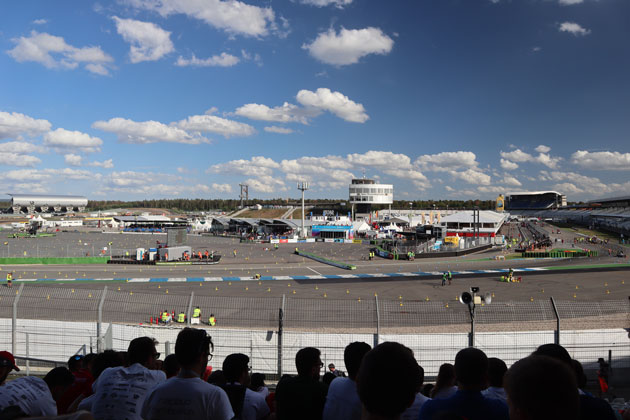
0,335,628,420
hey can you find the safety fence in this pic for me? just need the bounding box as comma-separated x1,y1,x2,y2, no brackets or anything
1,284,628,379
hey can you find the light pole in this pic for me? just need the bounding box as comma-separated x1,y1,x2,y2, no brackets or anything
297,181,309,238
459,286,492,347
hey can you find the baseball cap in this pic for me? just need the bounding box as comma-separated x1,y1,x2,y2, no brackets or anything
0,351,20,371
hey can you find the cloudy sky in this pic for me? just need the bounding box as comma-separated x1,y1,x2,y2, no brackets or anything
1,0,629,202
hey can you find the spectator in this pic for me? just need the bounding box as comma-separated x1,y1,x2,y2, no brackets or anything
505,355,579,420
91,337,166,420
401,363,431,420
162,354,181,379
77,351,125,413
0,351,20,385
431,363,457,399
482,357,507,402
220,353,269,420
249,373,269,398
421,384,434,398
141,328,233,420
572,359,591,397
275,347,327,420
327,363,344,377
322,372,336,386
57,355,95,414
356,342,419,420
419,348,509,420
208,370,226,387
323,341,371,420
0,366,74,417
533,344,616,420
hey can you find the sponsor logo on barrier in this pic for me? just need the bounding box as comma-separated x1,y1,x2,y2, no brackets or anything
324,238,335,243
279,239,288,243
352,239,363,244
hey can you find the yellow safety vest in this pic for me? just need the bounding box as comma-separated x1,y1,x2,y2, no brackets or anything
209,316,216,326
6,274,11,281
193,308,201,318
161,312,169,322
177,313,186,323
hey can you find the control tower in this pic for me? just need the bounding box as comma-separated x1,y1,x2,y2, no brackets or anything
349,178,393,220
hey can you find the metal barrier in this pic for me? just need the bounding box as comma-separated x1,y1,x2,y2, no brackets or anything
1,285,628,378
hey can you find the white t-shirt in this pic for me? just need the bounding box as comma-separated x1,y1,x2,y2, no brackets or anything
253,385,269,399
322,377,362,420
400,392,431,420
141,376,234,420
91,363,166,420
239,385,270,420
0,376,57,417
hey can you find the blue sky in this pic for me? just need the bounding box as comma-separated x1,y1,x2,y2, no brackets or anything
1,0,629,202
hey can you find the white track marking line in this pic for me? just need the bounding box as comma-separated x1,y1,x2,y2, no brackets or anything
306,266,322,276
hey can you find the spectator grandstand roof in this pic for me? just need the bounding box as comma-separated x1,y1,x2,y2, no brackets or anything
587,195,630,205
7,193,88,207
506,191,563,196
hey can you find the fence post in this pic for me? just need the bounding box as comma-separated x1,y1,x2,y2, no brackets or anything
165,341,171,356
374,295,380,348
97,286,108,353
550,297,560,345
277,294,285,377
12,283,24,356
25,333,30,376
186,292,194,326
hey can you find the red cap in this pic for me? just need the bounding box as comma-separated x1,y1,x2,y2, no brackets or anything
0,351,20,371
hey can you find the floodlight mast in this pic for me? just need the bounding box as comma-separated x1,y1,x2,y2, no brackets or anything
297,181,309,238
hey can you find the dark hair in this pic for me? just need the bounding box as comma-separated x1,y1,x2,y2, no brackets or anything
44,367,75,389
67,355,83,372
487,357,508,388
250,373,265,391
571,359,587,389
454,347,488,387
505,355,579,420
91,350,125,379
163,354,181,378
223,353,249,383
416,364,425,390
356,342,419,418
295,347,321,377
532,344,572,366
322,372,336,386
82,353,97,370
175,328,213,367
128,337,158,366
344,341,371,379
421,383,434,398
208,369,226,386
431,363,455,398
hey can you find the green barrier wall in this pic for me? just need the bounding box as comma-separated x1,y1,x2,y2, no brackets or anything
0,257,110,265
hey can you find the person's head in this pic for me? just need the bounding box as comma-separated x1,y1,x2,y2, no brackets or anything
323,371,336,386
571,359,587,390
454,347,488,390
416,364,425,392
421,383,434,397
344,341,372,380
128,336,160,369
67,354,83,372
433,363,456,396
91,350,125,379
328,363,335,372
82,353,97,372
0,351,20,385
223,353,250,385
175,328,213,374
295,347,322,379
505,355,579,420
356,342,420,419
532,344,572,367
163,354,181,378
487,357,508,388
250,373,265,390
207,369,226,386
44,366,75,400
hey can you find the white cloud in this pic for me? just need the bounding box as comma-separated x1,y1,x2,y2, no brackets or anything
93,117,208,145
212,183,232,193
449,169,492,185
245,175,286,193
500,148,561,168
7,31,114,75
64,153,83,166
3,168,99,182
264,126,294,134
113,17,174,63
0,111,52,139
234,102,311,124
176,114,255,138
126,0,277,38
175,53,240,67
296,88,368,123
532,46,542,53
32,19,48,25
559,0,583,5
303,27,393,66
415,151,479,171
571,150,630,171
44,128,103,153
347,150,412,169
501,175,522,187
0,153,41,167
535,145,551,153
13,182,48,194
299,0,352,7
209,156,280,177
0,141,46,154
500,149,532,162
559,22,590,36
500,159,519,170
90,159,114,169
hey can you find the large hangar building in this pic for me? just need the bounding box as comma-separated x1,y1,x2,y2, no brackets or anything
7,193,88,214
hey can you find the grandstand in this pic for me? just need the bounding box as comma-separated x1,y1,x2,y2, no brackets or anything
505,191,566,211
